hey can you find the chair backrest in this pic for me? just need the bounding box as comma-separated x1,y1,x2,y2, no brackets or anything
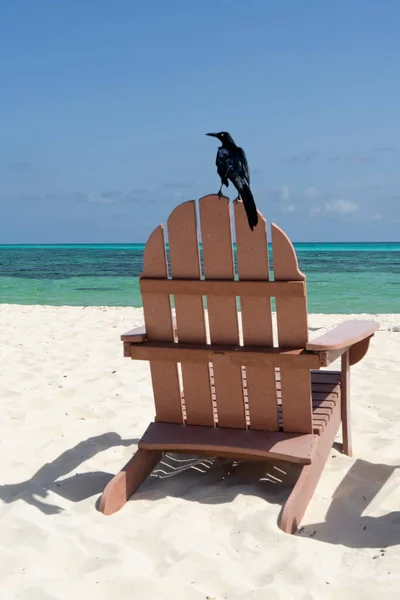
140,195,313,434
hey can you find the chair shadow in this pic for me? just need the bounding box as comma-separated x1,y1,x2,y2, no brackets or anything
297,458,400,548
131,452,301,512
127,452,400,548
4,434,398,549
0,432,138,515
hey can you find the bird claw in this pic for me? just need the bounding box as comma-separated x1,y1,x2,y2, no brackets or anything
233,196,240,204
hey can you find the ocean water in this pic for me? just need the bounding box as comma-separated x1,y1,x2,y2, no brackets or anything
0,243,399,313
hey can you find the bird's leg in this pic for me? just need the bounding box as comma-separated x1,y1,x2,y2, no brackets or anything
233,194,241,204
217,181,224,197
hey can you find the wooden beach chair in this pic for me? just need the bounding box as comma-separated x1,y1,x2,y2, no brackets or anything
99,195,379,533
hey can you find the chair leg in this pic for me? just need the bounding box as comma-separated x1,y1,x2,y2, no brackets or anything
279,403,341,534
279,461,325,534
98,448,162,515
341,351,352,457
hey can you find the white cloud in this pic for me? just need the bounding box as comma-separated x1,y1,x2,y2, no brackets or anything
310,207,321,217
325,199,359,215
87,192,117,204
280,185,291,201
305,186,319,198
283,203,295,213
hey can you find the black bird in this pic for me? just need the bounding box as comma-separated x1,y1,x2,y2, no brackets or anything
206,131,258,230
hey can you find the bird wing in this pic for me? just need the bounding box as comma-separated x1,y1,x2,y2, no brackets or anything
216,147,232,184
237,147,250,184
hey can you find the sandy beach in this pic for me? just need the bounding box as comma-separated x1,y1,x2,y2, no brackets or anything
0,304,399,599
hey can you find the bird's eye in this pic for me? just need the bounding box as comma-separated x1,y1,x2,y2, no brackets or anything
221,133,224,136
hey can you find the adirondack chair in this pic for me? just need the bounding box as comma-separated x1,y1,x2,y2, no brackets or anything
98,195,379,533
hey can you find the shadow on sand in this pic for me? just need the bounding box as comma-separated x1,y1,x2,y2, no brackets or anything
297,458,400,548
126,451,399,548
2,435,398,549
0,432,138,515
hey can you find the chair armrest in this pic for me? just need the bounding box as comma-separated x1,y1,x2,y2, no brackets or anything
121,317,178,343
306,320,379,351
121,325,147,343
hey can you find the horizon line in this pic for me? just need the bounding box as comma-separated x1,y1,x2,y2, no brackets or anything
1,240,400,246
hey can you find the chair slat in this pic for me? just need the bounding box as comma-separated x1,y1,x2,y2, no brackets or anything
139,279,305,297
271,224,312,433
199,195,246,429
167,201,214,426
234,201,278,430
271,224,308,346
141,225,182,423
280,366,313,433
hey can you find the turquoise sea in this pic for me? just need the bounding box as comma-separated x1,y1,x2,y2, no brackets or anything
0,243,399,313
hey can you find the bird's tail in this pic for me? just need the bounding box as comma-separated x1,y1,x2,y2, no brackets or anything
240,182,258,231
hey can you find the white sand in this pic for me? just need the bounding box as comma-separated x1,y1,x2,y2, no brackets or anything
0,305,399,600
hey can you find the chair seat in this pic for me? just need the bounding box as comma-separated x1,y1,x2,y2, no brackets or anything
139,421,318,465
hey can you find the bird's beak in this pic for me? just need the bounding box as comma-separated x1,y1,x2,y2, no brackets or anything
206,133,218,138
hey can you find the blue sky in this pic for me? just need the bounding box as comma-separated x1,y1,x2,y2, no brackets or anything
1,0,400,243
